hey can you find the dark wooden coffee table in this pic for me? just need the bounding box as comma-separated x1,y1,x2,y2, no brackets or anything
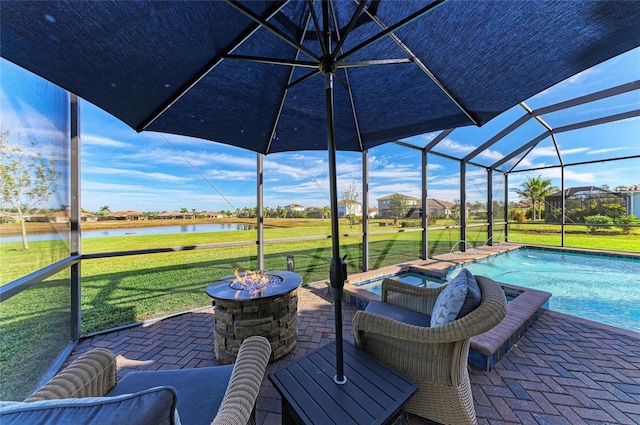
269,340,418,425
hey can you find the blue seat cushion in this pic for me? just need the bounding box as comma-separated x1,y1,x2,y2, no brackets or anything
107,365,234,425
0,387,177,425
365,300,431,327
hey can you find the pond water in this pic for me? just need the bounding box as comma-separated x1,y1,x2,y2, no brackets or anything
1,223,256,243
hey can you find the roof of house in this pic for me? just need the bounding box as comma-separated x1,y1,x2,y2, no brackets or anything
427,199,454,208
107,211,142,217
622,184,640,192
547,186,623,198
377,193,419,201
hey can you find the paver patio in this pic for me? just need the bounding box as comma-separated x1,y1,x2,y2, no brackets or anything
66,279,640,425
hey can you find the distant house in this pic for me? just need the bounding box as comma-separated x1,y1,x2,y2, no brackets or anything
285,203,305,213
377,194,455,218
367,207,378,218
81,212,99,222
27,211,98,223
30,211,71,223
201,211,224,218
156,211,194,219
466,202,487,218
512,201,532,213
620,184,640,217
107,211,142,220
337,200,362,218
425,199,455,218
377,193,420,218
284,204,306,217
305,206,324,219
29,213,52,223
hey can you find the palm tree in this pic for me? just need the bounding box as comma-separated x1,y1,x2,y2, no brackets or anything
98,205,110,218
513,175,556,220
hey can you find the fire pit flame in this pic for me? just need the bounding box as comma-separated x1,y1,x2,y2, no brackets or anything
230,268,283,291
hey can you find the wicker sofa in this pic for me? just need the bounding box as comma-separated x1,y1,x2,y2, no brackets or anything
0,335,271,425
352,274,507,425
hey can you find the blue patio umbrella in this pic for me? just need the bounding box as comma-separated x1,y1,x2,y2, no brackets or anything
2,0,639,383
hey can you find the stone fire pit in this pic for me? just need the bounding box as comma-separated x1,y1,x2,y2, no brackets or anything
206,270,302,364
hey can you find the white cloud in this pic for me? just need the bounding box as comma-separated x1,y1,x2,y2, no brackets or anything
477,148,504,161
527,146,558,158
206,169,256,181
86,166,193,183
587,147,629,155
559,147,590,156
370,166,421,181
81,134,131,148
437,138,475,155
434,138,503,162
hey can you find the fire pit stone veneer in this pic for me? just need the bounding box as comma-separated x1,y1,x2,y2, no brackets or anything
206,270,302,364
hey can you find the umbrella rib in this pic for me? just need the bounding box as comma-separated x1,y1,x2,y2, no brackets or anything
336,58,412,68
286,69,322,89
226,0,320,62
331,0,368,59
340,69,364,151
335,1,444,63
306,0,328,58
138,1,289,131
360,3,480,127
266,5,316,154
225,54,318,68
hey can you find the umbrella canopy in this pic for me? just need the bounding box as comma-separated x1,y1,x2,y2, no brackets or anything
2,0,640,382
2,1,639,153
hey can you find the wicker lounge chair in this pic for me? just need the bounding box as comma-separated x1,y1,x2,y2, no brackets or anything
352,275,507,425
6,336,271,425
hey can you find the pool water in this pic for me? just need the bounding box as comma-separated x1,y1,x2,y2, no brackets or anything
449,248,640,333
355,272,446,296
354,272,518,302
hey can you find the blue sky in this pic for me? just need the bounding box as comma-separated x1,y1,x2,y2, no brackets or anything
1,47,638,213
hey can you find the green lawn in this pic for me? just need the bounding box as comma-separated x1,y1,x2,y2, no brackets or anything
1,219,638,400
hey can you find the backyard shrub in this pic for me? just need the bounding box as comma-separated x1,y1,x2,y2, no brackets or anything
401,219,421,228
615,215,639,234
509,208,526,230
584,215,613,232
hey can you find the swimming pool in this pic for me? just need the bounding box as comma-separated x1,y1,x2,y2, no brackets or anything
355,272,446,295
449,247,640,333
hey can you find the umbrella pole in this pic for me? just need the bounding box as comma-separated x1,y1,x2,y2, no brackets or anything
322,0,345,385
324,66,347,385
